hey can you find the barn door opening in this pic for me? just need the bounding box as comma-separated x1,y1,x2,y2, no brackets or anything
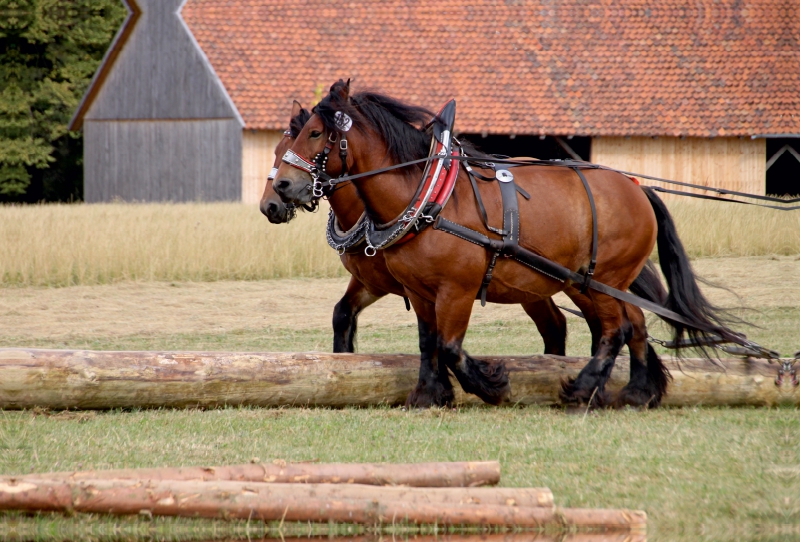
458,134,591,162
766,138,800,196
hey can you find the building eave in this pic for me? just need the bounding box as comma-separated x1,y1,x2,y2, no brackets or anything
68,0,141,131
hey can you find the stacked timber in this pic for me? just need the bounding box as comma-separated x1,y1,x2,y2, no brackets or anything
0,461,646,533
0,348,795,409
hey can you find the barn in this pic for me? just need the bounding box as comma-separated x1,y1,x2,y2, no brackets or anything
70,0,800,203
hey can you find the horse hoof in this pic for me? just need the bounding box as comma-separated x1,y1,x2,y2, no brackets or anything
405,382,455,408
470,360,511,405
614,385,661,409
559,378,609,408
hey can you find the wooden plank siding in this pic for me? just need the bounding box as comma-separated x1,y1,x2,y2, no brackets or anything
84,119,242,203
242,130,283,205
84,0,238,122
77,0,244,203
591,137,766,197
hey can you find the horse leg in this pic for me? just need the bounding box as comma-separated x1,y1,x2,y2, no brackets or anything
616,304,672,408
521,299,567,356
560,294,632,408
563,287,603,356
332,276,384,353
405,294,454,408
436,290,510,405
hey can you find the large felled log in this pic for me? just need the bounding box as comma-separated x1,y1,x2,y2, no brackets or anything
0,478,645,531
24,461,501,489
0,348,793,409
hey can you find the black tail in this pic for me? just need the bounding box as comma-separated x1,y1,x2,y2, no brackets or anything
629,260,668,306
641,187,745,351
646,342,671,406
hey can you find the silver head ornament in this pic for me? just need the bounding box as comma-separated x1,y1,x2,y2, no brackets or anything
334,111,353,132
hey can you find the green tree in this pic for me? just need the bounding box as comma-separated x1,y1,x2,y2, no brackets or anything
0,0,125,201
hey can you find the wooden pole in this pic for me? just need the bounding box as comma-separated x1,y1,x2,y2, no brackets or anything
23,461,502,489
0,478,645,531
0,348,792,409
9,479,550,508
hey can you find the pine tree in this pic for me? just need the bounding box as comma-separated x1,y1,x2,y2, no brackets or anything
0,0,125,200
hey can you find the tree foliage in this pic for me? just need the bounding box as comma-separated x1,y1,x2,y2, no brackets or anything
0,0,125,200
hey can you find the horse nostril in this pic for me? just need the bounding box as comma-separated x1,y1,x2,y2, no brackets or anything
261,200,278,218
275,179,291,193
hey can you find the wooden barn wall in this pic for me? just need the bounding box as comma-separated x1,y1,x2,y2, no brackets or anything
242,130,283,204
84,0,237,122
591,137,766,196
84,119,242,203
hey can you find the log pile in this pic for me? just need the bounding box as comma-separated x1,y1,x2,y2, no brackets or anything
0,461,645,533
0,348,795,409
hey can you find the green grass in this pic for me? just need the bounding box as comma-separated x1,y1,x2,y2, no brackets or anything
2,407,798,542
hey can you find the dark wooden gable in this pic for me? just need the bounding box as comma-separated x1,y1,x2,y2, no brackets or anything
74,0,241,125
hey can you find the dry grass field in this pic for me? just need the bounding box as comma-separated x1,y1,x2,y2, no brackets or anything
1,256,798,356
0,199,798,287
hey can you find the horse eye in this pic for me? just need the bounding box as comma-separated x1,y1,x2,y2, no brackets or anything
309,130,322,139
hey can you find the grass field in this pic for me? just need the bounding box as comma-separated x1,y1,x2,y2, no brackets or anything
1,199,798,287
2,256,797,356
3,406,798,542
1,200,799,541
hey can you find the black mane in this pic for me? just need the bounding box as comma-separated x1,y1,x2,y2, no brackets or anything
315,80,496,170
290,107,311,138
316,82,434,166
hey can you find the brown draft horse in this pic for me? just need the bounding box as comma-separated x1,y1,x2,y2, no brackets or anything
261,101,571,355
274,81,741,409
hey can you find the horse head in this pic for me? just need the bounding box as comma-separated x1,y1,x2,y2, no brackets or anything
260,100,311,223
273,79,433,217
272,80,356,207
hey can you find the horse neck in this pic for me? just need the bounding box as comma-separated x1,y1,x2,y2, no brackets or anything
327,182,365,230
349,142,421,225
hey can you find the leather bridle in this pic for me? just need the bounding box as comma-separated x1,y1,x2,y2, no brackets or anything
282,129,350,200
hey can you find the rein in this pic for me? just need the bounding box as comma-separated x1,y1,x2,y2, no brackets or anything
283,152,800,211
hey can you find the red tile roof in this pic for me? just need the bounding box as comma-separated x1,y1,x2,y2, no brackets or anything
182,0,800,137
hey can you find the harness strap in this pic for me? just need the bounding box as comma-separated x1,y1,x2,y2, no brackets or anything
339,135,349,176
464,164,504,235
477,173,519,306
573,168,598,293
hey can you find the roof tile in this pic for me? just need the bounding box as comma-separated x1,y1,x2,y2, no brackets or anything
183,0,800,136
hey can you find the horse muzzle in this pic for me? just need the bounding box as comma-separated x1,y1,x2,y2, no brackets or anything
274,176,314,206
260,198,291,224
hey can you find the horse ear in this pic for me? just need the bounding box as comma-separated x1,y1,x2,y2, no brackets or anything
329,78,351,103
290,100,303,119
